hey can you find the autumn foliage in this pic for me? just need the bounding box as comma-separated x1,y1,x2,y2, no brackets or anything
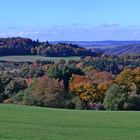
1,54,140,110
69,70,113,104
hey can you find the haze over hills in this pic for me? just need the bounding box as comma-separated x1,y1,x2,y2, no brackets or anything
104,44,140,55
51,40,140,55
51,40,140,47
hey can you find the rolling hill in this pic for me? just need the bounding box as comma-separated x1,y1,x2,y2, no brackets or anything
0,37,96,57
104,44,140,55
51,41,140,55
1,38,140,56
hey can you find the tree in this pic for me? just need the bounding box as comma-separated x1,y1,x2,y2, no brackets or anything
69,75,104,109
4,79,26,98
97,81,112,100
104,84,128,110
115,68,135,92
47,64,84,89
23,77,67,108
115,68,140,95
87,69,113,84
47,65,61,79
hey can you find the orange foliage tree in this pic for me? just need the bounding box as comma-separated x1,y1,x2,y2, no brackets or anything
69,74,109,104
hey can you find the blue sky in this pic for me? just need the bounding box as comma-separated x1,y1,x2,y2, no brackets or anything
0,0,140,41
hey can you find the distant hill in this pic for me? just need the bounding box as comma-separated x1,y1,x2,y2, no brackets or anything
0,37,39,56
51,40,140,47
1,38,140,56
0,37,99,57
0,37,39,48
104,44,140,55
51,41,140,55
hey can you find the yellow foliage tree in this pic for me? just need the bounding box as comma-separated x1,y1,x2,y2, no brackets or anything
69,75,105,103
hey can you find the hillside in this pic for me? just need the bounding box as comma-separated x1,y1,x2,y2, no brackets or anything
51,41,140,55
1,38,140,56
104,44,140,55
51,40,140,47
0,37,97,57
0,104,140,140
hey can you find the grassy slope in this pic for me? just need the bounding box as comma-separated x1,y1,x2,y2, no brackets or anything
0,55,80,62
0,104,140,140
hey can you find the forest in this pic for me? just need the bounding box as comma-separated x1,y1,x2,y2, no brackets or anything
1,54,140,110
0,37,99,57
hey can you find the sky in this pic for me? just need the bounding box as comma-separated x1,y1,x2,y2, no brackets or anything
0,0,140,41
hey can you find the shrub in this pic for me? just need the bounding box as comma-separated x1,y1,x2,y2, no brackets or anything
94,102,104,110
73,96,84,110
124,96,140,110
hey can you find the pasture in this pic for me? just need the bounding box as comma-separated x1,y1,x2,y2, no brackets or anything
0,55,80,62
0,104,140,140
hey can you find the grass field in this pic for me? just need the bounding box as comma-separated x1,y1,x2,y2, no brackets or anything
0,104,140,140
0,55,80,62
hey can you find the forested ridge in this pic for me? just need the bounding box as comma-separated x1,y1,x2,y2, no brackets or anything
0,37,99,57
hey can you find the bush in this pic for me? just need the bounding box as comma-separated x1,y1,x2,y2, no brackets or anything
124,96,140,110
73,96,84,110
94,102,104,110
86,102,104,110
3,98,14,104
12,91,24,103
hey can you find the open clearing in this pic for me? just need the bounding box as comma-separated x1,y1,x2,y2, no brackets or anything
0,55,80,62
0,104,140,140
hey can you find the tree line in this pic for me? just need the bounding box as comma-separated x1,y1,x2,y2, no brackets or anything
0,37,100,57
1,55,140,110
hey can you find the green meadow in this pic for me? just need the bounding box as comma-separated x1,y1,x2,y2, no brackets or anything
0,104,140,140
0,55,80,62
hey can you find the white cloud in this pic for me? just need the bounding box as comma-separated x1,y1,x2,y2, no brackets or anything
101,23,120,27
1,24,140,41
0,30,40,37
